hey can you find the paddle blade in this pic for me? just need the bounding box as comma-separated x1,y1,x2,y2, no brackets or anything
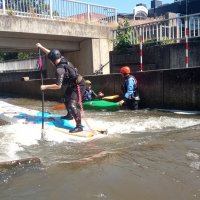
52,103,65,110
102,95,119,100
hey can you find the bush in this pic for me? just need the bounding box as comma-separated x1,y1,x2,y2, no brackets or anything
113,19,132,52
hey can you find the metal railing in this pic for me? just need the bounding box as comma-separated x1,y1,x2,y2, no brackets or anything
0,0,117,25
114,13,200,44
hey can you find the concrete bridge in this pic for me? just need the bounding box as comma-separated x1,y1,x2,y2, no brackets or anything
0,14,115,76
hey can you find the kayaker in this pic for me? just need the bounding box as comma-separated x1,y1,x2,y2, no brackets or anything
36,43,86,133
118,66,140,110
82,80,104,101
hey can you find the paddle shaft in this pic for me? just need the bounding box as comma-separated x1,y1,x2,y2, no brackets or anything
38,48,45,136
41,73,44,130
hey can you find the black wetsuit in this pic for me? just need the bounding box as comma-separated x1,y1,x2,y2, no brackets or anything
56,57,86,128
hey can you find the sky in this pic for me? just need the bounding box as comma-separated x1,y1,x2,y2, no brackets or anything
81,0,174,13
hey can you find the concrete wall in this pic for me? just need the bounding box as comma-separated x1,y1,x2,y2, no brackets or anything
64,38,112,76
65,39,93,76
0,15,113,44
110,42,200,73
1,67,200,110
0,58,39,72
0,70,42,82
8,38,113,79
92,38,113,74
0,15,114,77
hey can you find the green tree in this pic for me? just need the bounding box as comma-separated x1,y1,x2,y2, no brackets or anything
0,52,18,61
0,52,37,62
113,19,132,52
18,52,37,59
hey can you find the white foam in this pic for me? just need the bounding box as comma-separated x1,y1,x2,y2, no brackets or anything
1,113,200,162
190,162,200,170
187,151,199,160
85,116,200,134
0,123,99,161
0,124,41,161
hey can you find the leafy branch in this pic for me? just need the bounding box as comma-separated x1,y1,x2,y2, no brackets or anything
113,19,132,52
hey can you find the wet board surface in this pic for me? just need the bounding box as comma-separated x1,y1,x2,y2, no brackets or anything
0,101,106,142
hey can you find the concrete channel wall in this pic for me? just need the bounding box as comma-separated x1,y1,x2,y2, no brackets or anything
0,70,42,82
0,67,200,111
110,42,200,73
0,58,39,72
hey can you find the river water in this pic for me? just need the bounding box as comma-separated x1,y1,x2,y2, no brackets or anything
0,97,200,200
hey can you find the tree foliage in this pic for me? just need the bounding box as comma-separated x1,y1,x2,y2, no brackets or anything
113,19,132,52
0,52,18,62
0,52,37,62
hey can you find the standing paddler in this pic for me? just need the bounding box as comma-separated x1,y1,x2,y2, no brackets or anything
36,43,86,133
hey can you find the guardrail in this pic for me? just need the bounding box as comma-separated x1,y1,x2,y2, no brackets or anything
0,0,117,25
114,13,200,44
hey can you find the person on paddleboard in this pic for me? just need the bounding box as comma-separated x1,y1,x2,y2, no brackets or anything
119,66,140,110
36,43,86,133
82,80,104,101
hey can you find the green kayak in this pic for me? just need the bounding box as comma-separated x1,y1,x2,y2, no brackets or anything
83,100,120,111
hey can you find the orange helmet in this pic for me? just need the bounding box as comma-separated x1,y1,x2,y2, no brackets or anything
120,66,130,75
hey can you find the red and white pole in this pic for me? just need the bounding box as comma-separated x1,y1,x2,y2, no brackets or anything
185,19,189,68
139,27,143,71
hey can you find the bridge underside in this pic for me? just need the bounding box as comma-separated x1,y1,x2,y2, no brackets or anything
0,15,113,75
0,32,86,52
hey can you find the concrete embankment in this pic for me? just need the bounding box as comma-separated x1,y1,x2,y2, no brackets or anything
0,67,200,110
110,41,200,72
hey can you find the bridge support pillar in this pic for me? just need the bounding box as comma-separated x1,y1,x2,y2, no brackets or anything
65,38,112,75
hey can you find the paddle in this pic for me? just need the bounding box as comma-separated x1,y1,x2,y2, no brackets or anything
38,48,45,139
102,95,119,100
52,95,120,110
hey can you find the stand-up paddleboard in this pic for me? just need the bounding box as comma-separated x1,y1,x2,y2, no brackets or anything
0,101,106,142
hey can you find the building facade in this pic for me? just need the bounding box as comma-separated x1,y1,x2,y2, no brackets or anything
149,0,200,17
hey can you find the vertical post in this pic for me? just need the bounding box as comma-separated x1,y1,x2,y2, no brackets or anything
114,8,117,23
160,24,162,40
87,4,90,24
38,49,45,140
185,18,189,68
3,0,6,14
49,0,53,19
176,15,180,43
156,23,159,42
185,0,189,68
139,27,143,72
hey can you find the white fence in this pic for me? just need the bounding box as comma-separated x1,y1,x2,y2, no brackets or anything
0,0,117,25
114,13,200,44
0,58,39,72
